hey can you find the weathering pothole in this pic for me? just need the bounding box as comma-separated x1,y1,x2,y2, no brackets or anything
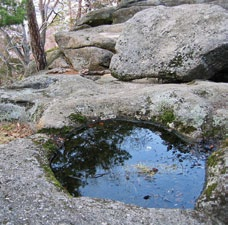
49,119,213,209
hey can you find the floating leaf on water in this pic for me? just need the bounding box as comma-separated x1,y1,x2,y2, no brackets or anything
135,163,158,176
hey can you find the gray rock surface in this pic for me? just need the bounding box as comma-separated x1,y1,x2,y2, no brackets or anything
47,49,70,70
197,147,228,225
110,4,228,82
48,55,70,70
75,0,228,28
113,5,152,24
63,47,113,71
0,137,220,225
0,103,27,121
1,2,227,223
56,24,124,52
52,0,228,74
0,73,227,224
55,24,124,71
1,73,227,140
117,0,227,8
75,6,115,27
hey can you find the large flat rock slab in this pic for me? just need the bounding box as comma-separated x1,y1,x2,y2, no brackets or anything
55,24,124,71
1,73,227,139
56,24,124,52
36,74,228,140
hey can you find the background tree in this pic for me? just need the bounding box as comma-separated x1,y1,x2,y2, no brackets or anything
0,0,61,73
38,0,60,47
0,25,30,76
0,0,48,74
0,0,26,26
76,0,82,20
0,0,29,82
0,0,120,85
26,0,47,70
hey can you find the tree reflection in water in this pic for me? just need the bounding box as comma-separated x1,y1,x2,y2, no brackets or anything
50,119,207,208
51,121,133,196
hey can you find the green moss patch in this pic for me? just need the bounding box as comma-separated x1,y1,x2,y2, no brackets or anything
207,150,224,168
34,135,70,195
158,70,178,82
159,107,175,124
46,47,59,53
42,139,59,157
153,105,198,136
205,183,217,200
179,125,196,134
68,113,88,124
169,54,183,67
42,164,64,190
174,121,197,134
39,126,73,136
222,137,228,147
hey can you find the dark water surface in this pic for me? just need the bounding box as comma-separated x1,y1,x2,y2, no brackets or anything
50,120,208,209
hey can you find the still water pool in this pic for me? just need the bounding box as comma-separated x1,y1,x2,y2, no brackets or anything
50,120,208,209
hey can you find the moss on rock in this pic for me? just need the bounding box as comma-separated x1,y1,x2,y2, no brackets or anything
174,121,197,134
207,150,224,168
158,105,175,124
42,164,64,190
68,113,88,124
205,183,218,200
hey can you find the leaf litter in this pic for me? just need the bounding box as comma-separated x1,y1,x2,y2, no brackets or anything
0,122,34,144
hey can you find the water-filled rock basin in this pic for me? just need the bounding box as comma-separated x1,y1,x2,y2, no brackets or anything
50,120,210,209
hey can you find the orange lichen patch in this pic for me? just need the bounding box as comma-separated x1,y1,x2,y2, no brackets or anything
0,122,34,144
63,69,79,75
46,68,79,75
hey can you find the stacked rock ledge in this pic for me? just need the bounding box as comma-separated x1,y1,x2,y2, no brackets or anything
110,4,228,83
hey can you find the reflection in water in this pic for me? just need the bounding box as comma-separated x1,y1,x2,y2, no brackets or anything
50,120,209,208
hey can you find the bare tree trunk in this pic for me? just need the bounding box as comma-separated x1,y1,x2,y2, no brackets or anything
84,0,92,13
0,27,29,66
39,0,60,47
76,0,82,20
39,0,47,46
26,0,47,71
0,52,12,77
67,0,73,29
21,23,30,65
